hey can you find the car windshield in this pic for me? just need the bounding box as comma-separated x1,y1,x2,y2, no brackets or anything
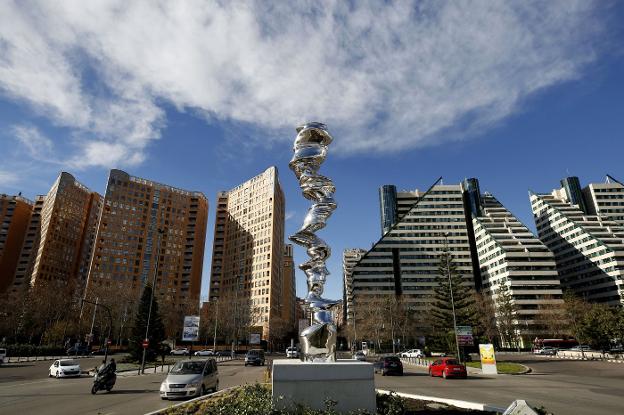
170,361,205,374
247,351,259,356
384,357,400,362
355,351,364,355
60,360,78,366
445,359,459,365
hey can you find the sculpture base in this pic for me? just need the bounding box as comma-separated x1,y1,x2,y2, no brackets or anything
272,359,376,413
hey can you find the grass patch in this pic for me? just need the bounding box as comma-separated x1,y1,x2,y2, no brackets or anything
161,384,487,414
464,361,527,374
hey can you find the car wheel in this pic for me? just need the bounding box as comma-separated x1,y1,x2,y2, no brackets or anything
201,385,206,396
442,371,447,379
49,371,52,378
56,372,61,379
213,381,219,392
161,397,168,400
381,371,386,376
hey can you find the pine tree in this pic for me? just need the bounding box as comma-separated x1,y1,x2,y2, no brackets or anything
430,247,476,353
129,284,166,362
495,283,519,348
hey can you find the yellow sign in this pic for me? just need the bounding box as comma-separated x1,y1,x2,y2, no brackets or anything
479,343,498,375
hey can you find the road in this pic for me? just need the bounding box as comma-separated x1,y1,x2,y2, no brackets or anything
0,358,266,415
376,354,624,415
2,355,623,414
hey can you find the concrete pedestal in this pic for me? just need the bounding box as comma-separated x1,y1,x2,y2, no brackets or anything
272,359,376,413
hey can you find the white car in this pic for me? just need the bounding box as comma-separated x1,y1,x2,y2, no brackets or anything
401,349,424,358
170,348,190,356
49,359,81,378
286,347,299,358
194,349,214,356
353,351,367,361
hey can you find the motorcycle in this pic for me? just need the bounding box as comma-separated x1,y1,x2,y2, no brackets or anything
91,370,116,394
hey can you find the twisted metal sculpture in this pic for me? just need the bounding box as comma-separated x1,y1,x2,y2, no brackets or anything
289,122,338,362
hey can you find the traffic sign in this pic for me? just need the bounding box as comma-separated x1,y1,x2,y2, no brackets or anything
142,339,149,348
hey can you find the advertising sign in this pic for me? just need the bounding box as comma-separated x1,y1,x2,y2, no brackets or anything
479,343,498,375
457,325,474,346
249,333,261,345
182,315,200,342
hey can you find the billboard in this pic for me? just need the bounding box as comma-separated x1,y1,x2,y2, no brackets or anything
182,315,200,342
479,343,498,375
456,325,474,346
249,333,261,345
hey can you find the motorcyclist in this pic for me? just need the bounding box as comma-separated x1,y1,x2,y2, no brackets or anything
98,358,116,379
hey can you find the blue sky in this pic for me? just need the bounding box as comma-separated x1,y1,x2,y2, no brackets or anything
1,1,623,301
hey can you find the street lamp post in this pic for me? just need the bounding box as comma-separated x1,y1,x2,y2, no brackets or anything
141,228,164,374
444,233,462,364
80,298,113,364
212,299,219,351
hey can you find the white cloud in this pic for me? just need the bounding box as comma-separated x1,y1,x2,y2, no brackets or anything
285,211,296,221
0,170,19,187
12,125,57,163
0,1,608,167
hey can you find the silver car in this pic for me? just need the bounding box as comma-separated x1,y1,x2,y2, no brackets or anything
160,359,218,400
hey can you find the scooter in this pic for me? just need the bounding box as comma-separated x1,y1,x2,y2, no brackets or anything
91,370,116,394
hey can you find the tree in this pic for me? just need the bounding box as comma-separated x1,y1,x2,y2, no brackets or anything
473,292,499,345
535,295,570,339
430,247,476,354
129,284,165,362
495,283,519,348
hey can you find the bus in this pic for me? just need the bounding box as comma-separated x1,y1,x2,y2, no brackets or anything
532,338,578,352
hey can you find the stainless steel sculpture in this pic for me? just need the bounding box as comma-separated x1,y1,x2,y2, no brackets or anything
289,122,338,362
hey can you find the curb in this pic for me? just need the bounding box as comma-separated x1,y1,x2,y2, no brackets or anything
510,363,532,375
376,389,505,413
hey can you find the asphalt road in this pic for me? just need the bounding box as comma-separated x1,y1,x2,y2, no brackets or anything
376,355,624,415
0,358,266,415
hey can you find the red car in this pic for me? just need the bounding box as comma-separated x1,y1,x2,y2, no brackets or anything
428,358,467,379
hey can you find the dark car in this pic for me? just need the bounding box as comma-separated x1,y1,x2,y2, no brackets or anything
428,358,467,379
215,350,232,357
90,348,114,356
244,349,265,366
66,345,89,356
374,356,403,376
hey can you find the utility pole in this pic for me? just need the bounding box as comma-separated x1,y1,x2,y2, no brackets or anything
213,299,219,351
87,297,99,350
444,233,462,364
141,228,164,374
81,298,113,364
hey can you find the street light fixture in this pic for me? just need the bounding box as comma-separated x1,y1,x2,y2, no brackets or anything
141,228,164,374
80,298,113,364
443,233,462,364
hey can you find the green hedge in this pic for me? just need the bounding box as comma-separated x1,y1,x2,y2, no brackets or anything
1,344,67,357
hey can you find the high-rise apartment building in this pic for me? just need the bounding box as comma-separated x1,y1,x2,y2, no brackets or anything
11,195,45,293
281,244,296,333
0,195,34,293
472,189,563,346
350,181,477,320
85,169,208,308
530,176,624,306
350,178,566,345
208,167,286,340
23,172,102,290
342,248,367,327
